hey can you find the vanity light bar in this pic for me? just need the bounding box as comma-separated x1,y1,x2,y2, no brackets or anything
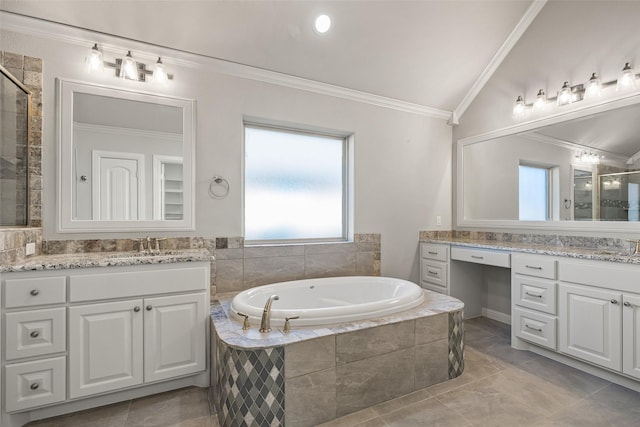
85,44,174,83
513,62,639,119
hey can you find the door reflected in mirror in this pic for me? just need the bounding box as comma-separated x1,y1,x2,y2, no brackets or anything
57,79,195,232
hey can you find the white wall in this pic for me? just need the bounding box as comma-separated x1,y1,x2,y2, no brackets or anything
1,26,452,282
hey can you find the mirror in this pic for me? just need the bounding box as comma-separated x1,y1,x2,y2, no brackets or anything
458,97,640,229
57,79,195,232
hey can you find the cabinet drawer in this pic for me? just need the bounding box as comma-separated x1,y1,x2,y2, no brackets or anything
4,276,66,308
5,307,66,360
512,254,556,279
451,247,510,268
421,260,447,289
513,277,557,315
420,243,449,262
5,356,66,412
514,307,557,350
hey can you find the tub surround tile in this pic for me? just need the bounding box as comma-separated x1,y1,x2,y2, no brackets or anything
415,312,448,345
305,252,357,278
285,368,337,427
336,348,415,416
244,245,304,258
415,338,450,389
304,242,357,255
214,259,245,293
243,255,305,287
214,248,244,260
336,321,414,364
285,336,336,378
356,252,375,275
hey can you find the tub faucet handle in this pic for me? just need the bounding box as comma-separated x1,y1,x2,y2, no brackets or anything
236,312,250,331
283,315,300,334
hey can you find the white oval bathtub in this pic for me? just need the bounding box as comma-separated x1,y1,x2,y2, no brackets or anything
230,276,425,327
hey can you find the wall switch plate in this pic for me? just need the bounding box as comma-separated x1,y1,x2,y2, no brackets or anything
25,242,36,255
436,215,442,226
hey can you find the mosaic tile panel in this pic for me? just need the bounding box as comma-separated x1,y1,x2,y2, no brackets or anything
448,309,465,379
216,339,285,427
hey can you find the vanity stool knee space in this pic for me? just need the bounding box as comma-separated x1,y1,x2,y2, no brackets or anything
0,256,211,427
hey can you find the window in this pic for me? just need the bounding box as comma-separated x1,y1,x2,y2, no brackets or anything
244,124,350,243
519,164,550,221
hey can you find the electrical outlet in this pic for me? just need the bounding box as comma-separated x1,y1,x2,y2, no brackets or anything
25,242,36,256
436,215,442,226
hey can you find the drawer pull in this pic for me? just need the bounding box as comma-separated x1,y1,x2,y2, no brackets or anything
30,383,39,391
30,331,40,338
611,299,619,305
427,269,439,275
30,289,40,296
133,306,141,312
525,324,543,333
471,255,484,259
525,292,543,299
428,251,438,255
146,305,153,311
525,265,543,270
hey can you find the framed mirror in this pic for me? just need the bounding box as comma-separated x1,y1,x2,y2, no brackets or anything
457,94,640,232
57,79,195,232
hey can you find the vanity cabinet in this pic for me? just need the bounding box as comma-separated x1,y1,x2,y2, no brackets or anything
419,243,449,294
511,253,558,350
1,261,210,423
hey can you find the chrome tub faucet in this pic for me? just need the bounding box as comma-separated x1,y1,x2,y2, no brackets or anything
259,294,280,333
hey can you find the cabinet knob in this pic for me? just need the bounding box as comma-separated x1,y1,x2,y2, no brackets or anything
30,289,39,296
133,306,141,312
30,331,39,338
30,383,39,390
146,305,153,311
610,299,619,304
624,301,632,307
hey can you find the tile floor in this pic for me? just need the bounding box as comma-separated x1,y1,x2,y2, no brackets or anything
26,317,640,427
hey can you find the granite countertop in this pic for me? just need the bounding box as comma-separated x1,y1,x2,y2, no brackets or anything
421,237,640,264
0,249,214,273
211,290,464,350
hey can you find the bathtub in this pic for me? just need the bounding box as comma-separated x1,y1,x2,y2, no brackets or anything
230,276,425,327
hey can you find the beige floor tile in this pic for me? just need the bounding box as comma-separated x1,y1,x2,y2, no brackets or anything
316,408,379,427
381,396,470,427
25,401,130,427
125,387,211,427
540,399,639,426
372,389,432,416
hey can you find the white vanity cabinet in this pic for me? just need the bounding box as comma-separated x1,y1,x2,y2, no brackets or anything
1,260,210,426
419,243,449,294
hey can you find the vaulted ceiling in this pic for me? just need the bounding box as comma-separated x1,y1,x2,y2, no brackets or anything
1,0,537,114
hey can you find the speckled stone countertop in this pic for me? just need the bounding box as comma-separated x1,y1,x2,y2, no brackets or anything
0,249,214,273
421,237,640,264
211,290,464,350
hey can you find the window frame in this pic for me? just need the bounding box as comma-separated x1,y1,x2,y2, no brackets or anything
243,121,352,246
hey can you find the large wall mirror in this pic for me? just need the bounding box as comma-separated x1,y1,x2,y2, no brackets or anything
457,95,640,232
57,79,195,232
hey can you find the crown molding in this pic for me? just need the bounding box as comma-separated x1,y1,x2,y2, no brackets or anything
1,11,451,120
452,0,548,123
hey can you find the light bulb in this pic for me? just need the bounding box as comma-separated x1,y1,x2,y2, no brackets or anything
617,62,636,91
314,14,331,34
532,89,546,113
85,43,104,74
513,96,525,119
153,57,168,83
557,81,572,106
120,51,138,80
584,73,602,99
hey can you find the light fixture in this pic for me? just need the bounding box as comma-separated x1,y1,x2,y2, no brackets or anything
584,72,602,99
532,89,546,113
617,62,636,91
513,95,526,119
85,44,173,83
85,43,104,73
512,61,639,120
576,150,600,164
314,14,331,34
153,57,168,83
557,81,573,106
120,51,138,80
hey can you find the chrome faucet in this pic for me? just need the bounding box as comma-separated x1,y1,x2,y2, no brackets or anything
259,295,280,333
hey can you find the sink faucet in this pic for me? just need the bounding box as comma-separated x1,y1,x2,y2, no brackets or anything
259,295,280,333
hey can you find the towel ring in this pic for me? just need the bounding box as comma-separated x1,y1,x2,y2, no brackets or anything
209,176,230,199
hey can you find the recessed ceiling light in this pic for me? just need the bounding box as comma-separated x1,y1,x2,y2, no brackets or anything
314,14,331,34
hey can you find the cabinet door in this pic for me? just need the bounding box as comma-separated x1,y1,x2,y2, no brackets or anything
623,293,640,380
144,293,206,383
559,284,622,371
69,300,143,398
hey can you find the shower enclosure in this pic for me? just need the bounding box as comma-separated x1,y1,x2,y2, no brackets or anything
598,171,640,221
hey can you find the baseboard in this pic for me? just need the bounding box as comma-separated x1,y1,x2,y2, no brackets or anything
481,307,511,325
